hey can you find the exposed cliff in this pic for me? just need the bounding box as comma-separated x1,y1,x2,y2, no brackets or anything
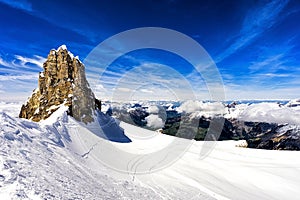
19,45,100,123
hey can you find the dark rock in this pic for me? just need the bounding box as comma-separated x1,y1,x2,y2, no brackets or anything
128,108,149,126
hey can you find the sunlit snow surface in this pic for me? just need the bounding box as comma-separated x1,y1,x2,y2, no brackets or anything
1,101,300,199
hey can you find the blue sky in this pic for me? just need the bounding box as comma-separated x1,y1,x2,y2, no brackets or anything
0,0,300,100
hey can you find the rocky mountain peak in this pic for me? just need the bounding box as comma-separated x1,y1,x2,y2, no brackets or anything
19,45,101,123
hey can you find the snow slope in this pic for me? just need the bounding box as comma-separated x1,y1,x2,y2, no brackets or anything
82,121,300,200
0,106,162,199
1,102,300,199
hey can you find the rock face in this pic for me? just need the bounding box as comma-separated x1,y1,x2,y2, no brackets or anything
241,122,300,150
19,45,100,123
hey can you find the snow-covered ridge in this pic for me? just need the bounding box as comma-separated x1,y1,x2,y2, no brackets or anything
0,107,162,199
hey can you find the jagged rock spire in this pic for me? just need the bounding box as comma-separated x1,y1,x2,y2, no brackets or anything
19,45,100,123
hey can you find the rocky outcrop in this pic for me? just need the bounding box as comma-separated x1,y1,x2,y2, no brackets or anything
241,122,300,150
19,45,100,123
191,117,300,150
193,118,300,150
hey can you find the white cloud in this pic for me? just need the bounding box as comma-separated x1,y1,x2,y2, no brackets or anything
0,0,32,12
0,57,10,67
90,62,198,100
0,54,45,95
145,114,164,129
0,54,46,72
177,100,225,115
261,73,291,78
147,105,159,114
249,54,285,71
216,0,289,62
0,77,38,97
238,102,300,125
224,84,300,100
93,84,106,92
0,84,3,93
140,89,154,94
117,87,131,92
0,74,38,81
15,55,46,68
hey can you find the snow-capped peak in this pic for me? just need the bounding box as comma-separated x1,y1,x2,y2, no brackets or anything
57,44,67,51
55,44,76,60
